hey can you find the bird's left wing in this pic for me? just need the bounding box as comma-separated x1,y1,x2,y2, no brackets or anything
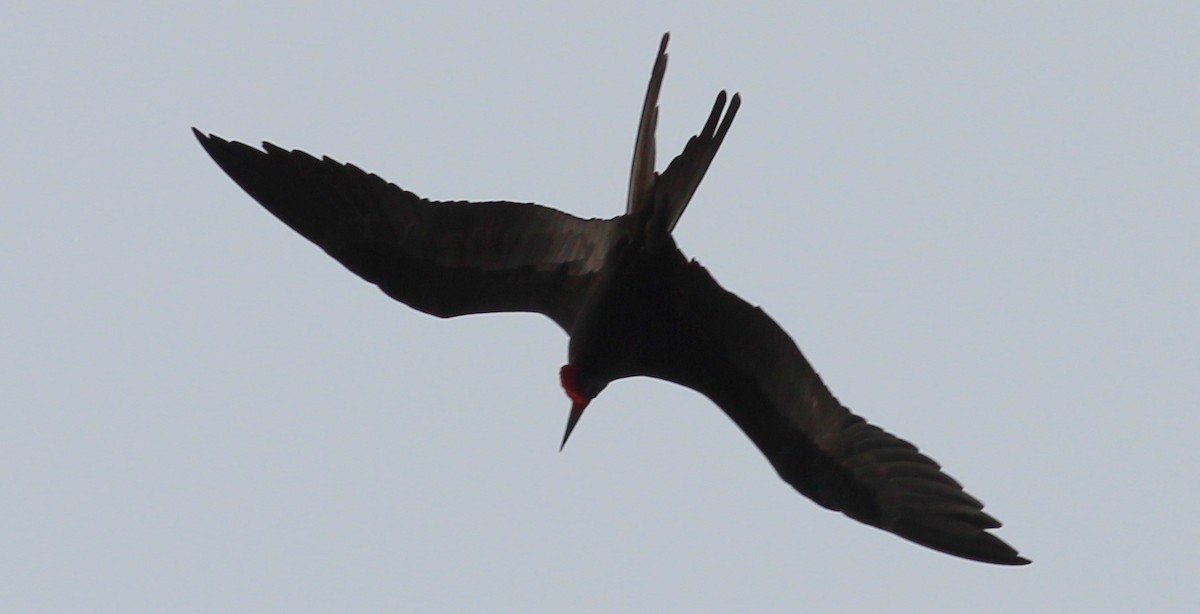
643,254,1028,565
195,130,619,332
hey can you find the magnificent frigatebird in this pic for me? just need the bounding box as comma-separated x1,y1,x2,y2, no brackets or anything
194,34,1028,565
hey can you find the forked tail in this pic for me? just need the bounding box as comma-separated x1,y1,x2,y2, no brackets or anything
625,33,741,233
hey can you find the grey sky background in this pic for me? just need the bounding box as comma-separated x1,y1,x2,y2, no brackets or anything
4,3,1198,612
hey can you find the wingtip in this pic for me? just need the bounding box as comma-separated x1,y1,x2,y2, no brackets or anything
937,537,1032,566
986,552,1032,566
952,534,1032,566
192,127,232,151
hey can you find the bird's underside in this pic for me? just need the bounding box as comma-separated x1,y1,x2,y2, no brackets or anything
195,33,1028,565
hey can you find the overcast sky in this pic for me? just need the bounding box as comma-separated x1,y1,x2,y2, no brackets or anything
4,3,1198,612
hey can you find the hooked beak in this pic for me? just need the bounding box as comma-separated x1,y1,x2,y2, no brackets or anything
559,364,590,451
559,398,589,452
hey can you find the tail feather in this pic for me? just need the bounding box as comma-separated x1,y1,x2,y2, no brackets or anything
626,33,670,217
625,33,742,233
655,91,740,232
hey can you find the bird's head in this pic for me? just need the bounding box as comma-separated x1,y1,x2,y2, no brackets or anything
558,364,607,451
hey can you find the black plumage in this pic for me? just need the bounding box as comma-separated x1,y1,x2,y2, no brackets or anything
195,33,1027,565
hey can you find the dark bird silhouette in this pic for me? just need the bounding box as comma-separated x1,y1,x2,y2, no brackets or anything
194,34,1028,565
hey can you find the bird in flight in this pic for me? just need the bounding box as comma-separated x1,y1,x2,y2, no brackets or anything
194,33,1028,565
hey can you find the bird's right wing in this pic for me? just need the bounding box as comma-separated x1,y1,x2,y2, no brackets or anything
195,130,619,332
651,255,1028,565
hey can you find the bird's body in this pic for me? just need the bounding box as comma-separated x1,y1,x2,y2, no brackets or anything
195,34,1028,565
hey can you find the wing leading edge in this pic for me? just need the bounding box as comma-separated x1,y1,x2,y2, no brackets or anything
194,129,619,332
